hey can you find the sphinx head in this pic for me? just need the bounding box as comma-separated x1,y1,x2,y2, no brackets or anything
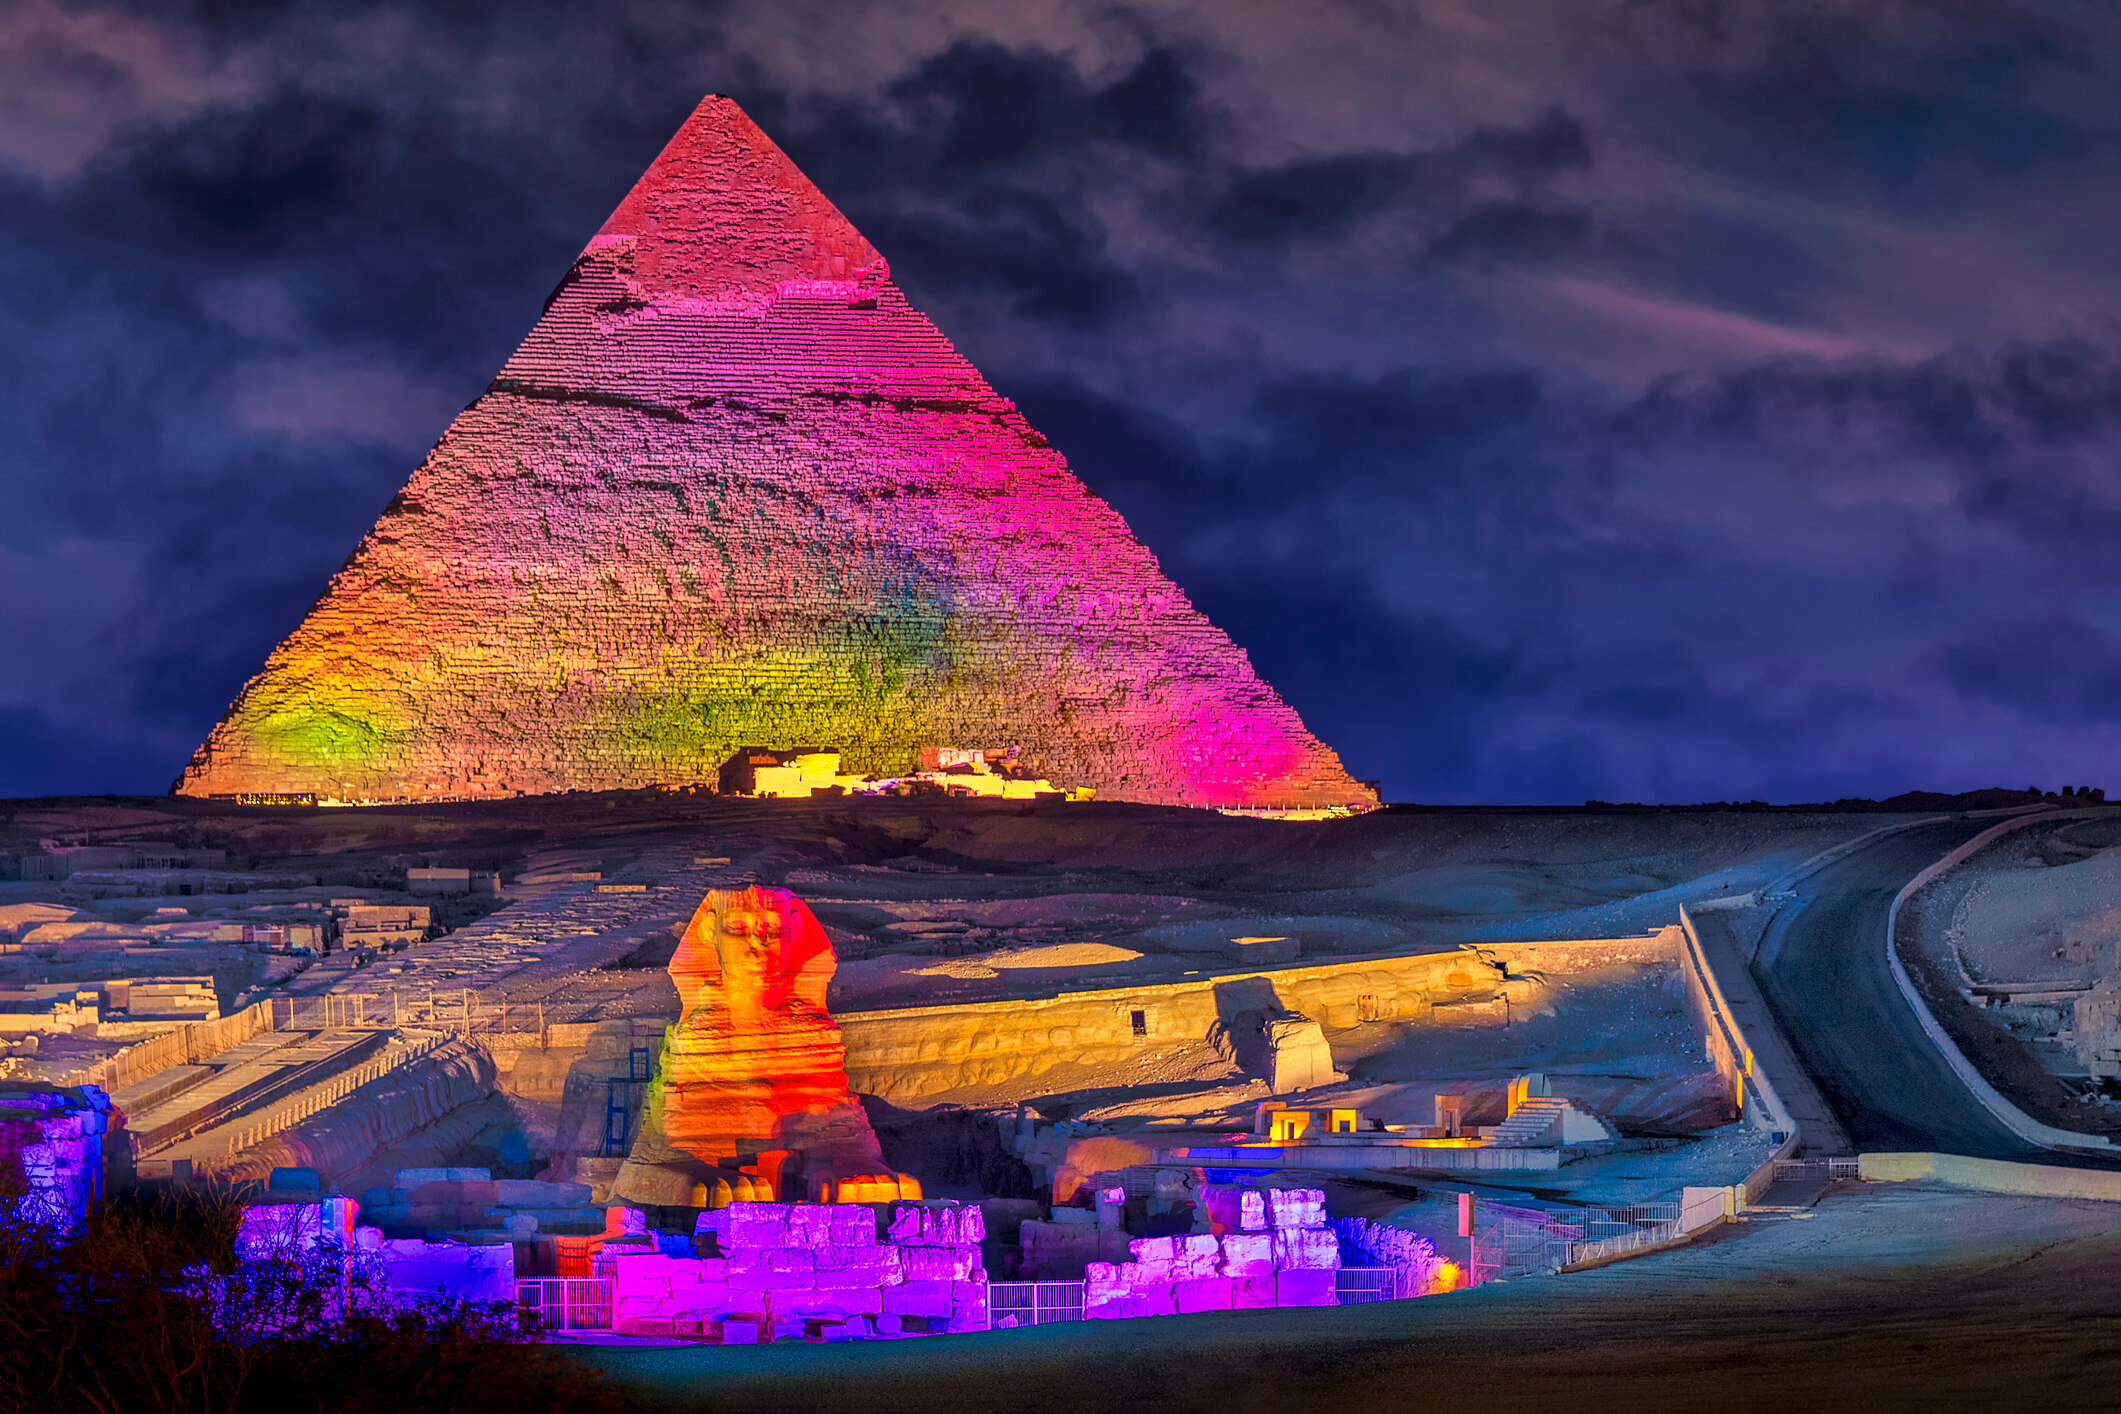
669,884,836,1014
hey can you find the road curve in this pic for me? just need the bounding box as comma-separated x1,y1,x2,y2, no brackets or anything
1753,817,2121,1166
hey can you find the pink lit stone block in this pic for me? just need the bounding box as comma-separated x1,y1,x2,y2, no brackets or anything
949,1280,989,1320
1231,1276,1279,1309
814,1246,902,1288
726,1204,793,1249
669,1284,732,1315
828,1207,876,1246
773,1287,883,1320
900,1245,981,1282
1219,1232,1275,1277
1275,1268,1338,1307
1174,1278,1235,1313
1267,1189,1328,1230
1272,1228,1340,1270
881,1281,954,1318
761,1246,816,1273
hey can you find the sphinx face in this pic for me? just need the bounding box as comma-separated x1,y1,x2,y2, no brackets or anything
712,887,798,1004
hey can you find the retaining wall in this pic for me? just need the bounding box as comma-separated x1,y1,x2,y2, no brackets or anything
1883,808,2111,1152
838,934,1678,1102
1859,1151,2121,1200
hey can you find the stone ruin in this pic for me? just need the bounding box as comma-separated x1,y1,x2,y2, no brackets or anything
614,886,915,1206
172,93,1373,812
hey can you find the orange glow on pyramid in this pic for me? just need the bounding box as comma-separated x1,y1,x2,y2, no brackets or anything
173,95,1375,810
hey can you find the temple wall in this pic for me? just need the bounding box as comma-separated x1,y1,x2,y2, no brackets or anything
838,932,1680,1102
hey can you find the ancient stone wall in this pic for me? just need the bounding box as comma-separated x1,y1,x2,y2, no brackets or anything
175,95,1369,812
838,932,1680,1101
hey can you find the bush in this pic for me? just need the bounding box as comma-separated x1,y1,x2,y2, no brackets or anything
0,1188,621,1414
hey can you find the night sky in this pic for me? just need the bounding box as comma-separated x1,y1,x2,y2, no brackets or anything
5,1,2121,804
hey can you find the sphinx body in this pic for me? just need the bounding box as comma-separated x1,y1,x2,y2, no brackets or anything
614,886,907,1206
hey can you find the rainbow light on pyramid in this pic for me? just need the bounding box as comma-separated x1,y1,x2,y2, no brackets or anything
174,97,1374,812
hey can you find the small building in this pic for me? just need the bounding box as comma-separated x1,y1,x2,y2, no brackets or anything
718,747,854,798
339,904,431,949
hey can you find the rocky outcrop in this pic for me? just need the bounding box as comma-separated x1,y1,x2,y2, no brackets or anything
173,95,1371,812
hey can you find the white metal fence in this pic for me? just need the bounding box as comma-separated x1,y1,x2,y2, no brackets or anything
518,1278,613,1330
1333,1267,1402,1304
989,1281,1086,1326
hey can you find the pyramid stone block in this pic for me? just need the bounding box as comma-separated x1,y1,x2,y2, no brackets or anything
174,95,1373,810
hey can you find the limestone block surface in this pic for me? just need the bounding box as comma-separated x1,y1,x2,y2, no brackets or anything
1217,1232,1275,1277
1267,1188,1328,1230
881,1280,955,1318
1272,1227,1340,1271
1174,1277,1235,1313
1274,1268,1338,1308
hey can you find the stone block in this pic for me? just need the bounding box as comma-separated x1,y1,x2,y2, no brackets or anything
900,1245,980,1282
1231,1276,1278,1309
1129,1235,1175,1266
761,1246,815,1272
815,1247,901,1289
667,1283,731,1315
1273,1228,1339,1271
772,1286,883,1321
1171,1234,1221,1280
886,1205,923,1244
610,1252,678,1291
1219,1232,1275,1277
881,1281,954,1318
1267,1188,1327,1231
725,1204,792,1250
828,1207,876,1246
1175,1277,1234,1313
1275,1268,1338,1308
729,1264,812,1291
721,1319,759,1346
949,1280,988,1318
618,1316,677,1337
1125,1283,1176,1318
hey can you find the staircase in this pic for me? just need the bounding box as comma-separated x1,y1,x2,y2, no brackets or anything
1486,1097,1614,1147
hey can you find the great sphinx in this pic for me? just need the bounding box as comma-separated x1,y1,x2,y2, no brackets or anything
613,885,917,1207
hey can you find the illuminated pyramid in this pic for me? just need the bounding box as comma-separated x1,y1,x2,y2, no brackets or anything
174,96,1373,810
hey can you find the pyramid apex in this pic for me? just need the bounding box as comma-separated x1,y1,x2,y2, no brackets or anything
589,93,884,301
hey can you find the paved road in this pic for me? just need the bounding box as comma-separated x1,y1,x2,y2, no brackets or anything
1751,817,2120,1164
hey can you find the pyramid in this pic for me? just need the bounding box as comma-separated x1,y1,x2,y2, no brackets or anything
174,96,1374,810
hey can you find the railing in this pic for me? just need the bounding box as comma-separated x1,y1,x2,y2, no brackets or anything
1562,1219,1684,1268
988,1280,1086,1326
77,1001,273,1094
221,1032,454,1156
518,1278,613,1331
271,990,570,1036
1770,1157,1860,1183
1333,1267,1402,1304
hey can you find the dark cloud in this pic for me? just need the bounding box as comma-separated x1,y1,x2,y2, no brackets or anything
1426,202,1591,265
1936,617,2121,724
1207,107,1592,250
3,1,2121,803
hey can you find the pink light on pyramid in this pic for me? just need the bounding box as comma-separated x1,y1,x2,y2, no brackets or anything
174,96,1376,811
